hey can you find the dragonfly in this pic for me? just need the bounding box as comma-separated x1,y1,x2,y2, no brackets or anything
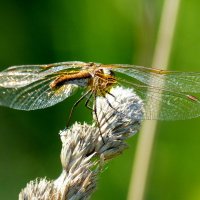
0,61,200,123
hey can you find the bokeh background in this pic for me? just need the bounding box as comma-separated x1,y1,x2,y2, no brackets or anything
0,0,200,199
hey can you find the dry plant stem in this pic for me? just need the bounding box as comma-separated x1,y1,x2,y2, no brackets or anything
19,86,144,200
128,1,181,200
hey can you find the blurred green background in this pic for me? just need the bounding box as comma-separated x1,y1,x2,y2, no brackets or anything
0,0,200,199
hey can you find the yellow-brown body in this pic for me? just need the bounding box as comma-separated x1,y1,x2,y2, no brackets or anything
50,68,117,96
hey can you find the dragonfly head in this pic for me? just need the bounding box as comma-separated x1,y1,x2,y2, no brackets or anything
93,68,115,77
102,68,115,76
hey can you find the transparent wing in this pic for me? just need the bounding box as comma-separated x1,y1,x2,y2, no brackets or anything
117,80,200,120
0,76,78,110
0,61,85,88
109,64,200,93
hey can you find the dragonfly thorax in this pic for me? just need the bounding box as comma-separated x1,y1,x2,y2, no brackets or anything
89,68,116,96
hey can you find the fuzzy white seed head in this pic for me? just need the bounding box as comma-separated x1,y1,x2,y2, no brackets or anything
19,86,144,200
95,86,144,137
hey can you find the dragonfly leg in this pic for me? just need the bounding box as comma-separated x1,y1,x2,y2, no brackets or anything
66,90,91,127
102,90,118,112
104,90,141,128
104,90,128,118
105,90,117,100
94,93,105,144
85,91,94,111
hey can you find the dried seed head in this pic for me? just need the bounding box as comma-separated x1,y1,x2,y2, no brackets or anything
95,86,144,138
19,86,144,200
19,179,55,200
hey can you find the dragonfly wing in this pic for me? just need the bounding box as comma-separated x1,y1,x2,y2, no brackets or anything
0,76,79,110
117,80,200,120
111,64,200,93
0,61,84,88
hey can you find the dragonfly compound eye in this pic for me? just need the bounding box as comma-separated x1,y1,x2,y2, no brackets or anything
102,68,114,76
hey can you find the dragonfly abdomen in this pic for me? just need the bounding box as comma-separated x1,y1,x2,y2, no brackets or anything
50,71,92,89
